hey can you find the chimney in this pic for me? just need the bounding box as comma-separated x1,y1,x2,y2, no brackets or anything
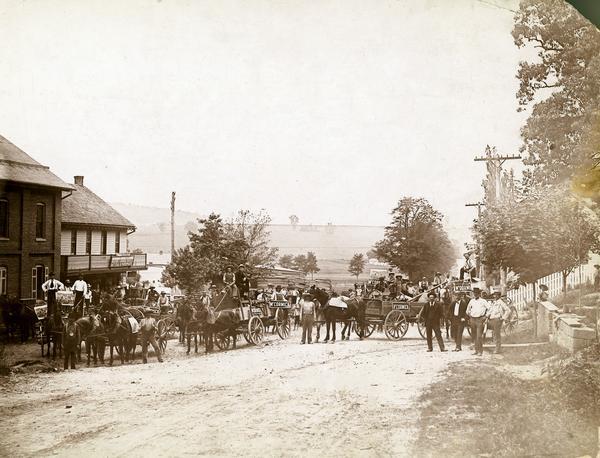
74,176,84,186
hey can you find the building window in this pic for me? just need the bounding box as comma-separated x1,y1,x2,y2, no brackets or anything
0,267,6,296
101,231,107,255
70,229,77,255
85,230,92,255
35,203,46,239
0,199,8,238
115,232,121,253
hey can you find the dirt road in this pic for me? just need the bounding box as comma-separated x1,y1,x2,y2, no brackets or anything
0,328,472,457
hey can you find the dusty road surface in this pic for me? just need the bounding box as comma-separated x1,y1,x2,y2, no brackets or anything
0,328,472,457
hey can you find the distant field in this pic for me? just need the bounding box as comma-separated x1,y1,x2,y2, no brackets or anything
128,223,385,261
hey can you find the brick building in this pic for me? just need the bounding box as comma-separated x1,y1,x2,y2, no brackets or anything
0,135,74,303
60,175,147,289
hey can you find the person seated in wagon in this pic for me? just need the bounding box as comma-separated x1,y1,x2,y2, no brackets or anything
222,266,238,298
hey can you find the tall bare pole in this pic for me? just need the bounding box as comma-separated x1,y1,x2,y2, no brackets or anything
170,191,176,262
466,202,485,282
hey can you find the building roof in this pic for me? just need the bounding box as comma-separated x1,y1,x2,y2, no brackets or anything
62,183,136,229
0,135,73,190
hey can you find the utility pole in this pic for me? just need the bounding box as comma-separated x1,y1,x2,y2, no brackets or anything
170,191,176,262
466,202,485,282
474,147,521,292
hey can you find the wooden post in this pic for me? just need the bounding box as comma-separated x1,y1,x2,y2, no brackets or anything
170,192,176,262
532,281,538,339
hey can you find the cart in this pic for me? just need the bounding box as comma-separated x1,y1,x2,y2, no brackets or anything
357,297,427,341
212,297,292,350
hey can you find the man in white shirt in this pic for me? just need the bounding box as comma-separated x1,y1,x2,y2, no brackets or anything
300,292,316,344
42,272,64,317
487,291,511,354
72,274,88,318
466,288,489,356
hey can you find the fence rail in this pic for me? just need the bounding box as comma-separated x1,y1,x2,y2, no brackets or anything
506,263,596,310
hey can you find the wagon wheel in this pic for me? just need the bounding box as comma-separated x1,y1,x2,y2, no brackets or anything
247,316,265,345
156,319,168,353
384,310,408,341
214,331,232,350
275,308,291,340
163,316,177,339
353,320,375,338
503,306,519,336
417,316,427,340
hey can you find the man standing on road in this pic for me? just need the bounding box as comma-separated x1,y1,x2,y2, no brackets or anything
42,272,64,317
418,292,446,352
466,288,489,356
204,299,216,353
487,291,510,354
450,292,469,351
300,292,316,344
139,311,164,364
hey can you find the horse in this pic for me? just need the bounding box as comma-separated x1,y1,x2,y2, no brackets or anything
197,307,240,351
43,312,64,359
102,311,138,365
75,314,105,366
310,287,366,343
177,299,197,346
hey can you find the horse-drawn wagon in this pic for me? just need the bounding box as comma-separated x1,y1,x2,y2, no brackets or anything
359,296,427,341
211,294,292,350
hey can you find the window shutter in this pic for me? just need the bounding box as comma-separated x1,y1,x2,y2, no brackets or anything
45,267,49,282
32,268,37,299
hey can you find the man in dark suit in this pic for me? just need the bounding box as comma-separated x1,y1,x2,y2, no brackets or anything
418,292,446,352
450,292,469,351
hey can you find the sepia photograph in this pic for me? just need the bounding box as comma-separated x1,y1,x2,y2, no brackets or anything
0,0,599,456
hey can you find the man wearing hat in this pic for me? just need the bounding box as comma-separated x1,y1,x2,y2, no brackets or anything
450,292,470,351
486,291,510,354
466,288,489,356
235,264,250,299
42,272,64,317
418,292,446,352
300,292,316,344
139,310,164,363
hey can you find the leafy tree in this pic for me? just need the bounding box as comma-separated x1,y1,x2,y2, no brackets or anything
291,252,320,279
474,185,600,293
162,210,278,293
374,197,457,279
348,253,366,280
279,254,295,269
293,254,307,272
305,252,320,280
512,0,600,195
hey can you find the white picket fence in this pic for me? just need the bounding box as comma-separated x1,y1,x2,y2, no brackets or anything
506,262,597,310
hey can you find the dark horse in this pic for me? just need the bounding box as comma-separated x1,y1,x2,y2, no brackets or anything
102,311,138,365
75,315,105,366
310,287,366,343
197,307,241,351
43,312,64,359
178,300,204,354
0,296,37,343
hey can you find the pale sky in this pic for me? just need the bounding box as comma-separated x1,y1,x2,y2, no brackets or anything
0,0,527,243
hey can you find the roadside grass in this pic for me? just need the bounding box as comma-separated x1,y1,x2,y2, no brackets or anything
413,345,600,457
